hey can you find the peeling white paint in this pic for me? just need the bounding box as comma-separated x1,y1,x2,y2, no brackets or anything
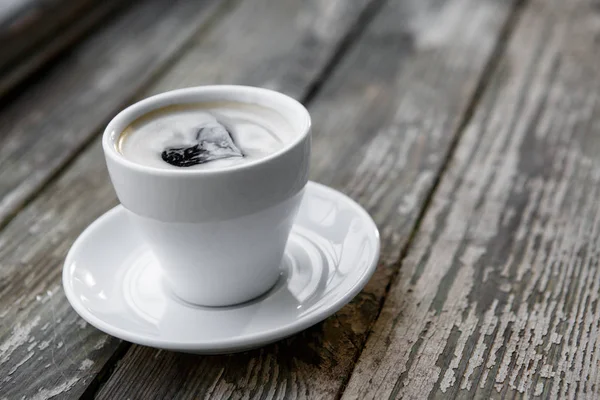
29,377,79,400
79,359,94,371
341,4,600,398
8,351,34,375
38,341,50,350
0,316,41,365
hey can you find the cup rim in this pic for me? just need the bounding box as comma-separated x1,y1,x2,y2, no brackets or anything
102,85,311,176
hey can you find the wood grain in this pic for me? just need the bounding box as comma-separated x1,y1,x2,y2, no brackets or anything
0,0,379,397
0,0,111,72
0,0,224,230
341,0,600,398
137,0,374,99
96,0,517,398
0,0,126,99
0,143,121,399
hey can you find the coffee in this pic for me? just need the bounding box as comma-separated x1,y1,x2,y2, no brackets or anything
117,101,293,170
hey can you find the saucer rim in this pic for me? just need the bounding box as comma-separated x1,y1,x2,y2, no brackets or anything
62,181,380,352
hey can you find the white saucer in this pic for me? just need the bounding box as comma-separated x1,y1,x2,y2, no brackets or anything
62,181,380,354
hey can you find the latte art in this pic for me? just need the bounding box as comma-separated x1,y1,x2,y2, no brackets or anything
161,121,243,167
117,102,293,170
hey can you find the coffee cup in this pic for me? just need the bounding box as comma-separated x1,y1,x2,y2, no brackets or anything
102,85,311,306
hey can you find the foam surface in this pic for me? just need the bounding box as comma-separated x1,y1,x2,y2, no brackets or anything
118,102,294,170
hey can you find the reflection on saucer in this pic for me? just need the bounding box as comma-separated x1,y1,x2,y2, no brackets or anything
123,250,165,325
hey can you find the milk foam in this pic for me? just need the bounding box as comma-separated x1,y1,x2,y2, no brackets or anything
118,102,294,170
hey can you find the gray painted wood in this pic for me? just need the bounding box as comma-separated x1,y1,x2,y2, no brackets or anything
95,0,517,398
0,0,223,230
0,0,126,98
0,0,109,72
0,0,378,397
0,143,120,399
138,0,374,99
341,0,600,398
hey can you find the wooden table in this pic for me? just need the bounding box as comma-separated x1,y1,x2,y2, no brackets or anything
1,0,599,398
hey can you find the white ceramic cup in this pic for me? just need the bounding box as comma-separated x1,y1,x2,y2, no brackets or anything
102,85,311,306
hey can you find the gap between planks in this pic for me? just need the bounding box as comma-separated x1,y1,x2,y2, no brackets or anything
302,0,388,105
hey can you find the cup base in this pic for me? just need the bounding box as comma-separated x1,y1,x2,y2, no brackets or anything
164,266,281,307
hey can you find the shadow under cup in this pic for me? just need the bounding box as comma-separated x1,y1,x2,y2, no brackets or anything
101,86,311,306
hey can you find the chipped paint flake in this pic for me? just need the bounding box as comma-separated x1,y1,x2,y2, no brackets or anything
79,359,94,371
0,316,41,365
29,377,79,400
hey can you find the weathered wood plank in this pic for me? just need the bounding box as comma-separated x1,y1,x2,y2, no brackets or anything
0,0,379,397
0,0,224,230
341,0,600,398
136,0,373,99
0,0,108,71
0,144,121,399
0,0,127,98
96,0,517,398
